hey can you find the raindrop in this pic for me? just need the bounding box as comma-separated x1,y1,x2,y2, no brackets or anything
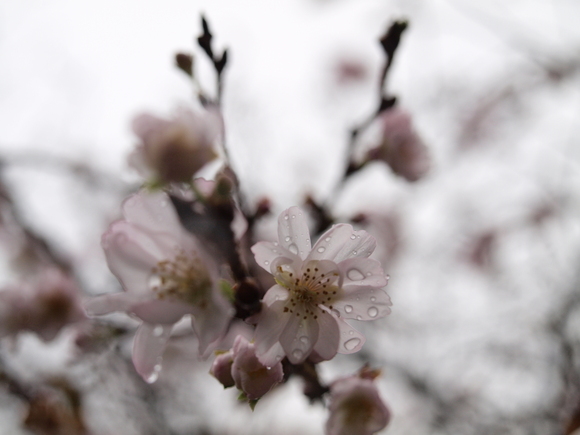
299,336,309,345
325,237,331,242
291,215,296,219
368,307,379,318
274,242,279,246
352,251,357,255
356,315,362,320
350,235,356,240
331,309,341,318
344,305,353,313
284,216,289,220
370,296,376,302
344,338,361,351
285,236,291,242
145,364,162,384
288,244,299,254
264,260,270,266
317,247,326,253
153,326,164,337
347,269,365,281
292,349,304,360
349,330,354,335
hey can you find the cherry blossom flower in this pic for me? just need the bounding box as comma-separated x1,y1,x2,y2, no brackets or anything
368,108,430,182
0,268,86,342
210,335,284,400
129,108,220,183
326,374,390,435
85,190,233,382
251,207,391,366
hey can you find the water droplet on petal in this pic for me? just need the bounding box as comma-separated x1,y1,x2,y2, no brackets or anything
368,307,379,318
284,215,289,220
356,315,362,320
344,305,353,313
370,296,376,302
299,336,309,345
285,236,291,242
288,244,299,254
352,251,357,255
344,338,361,351
349,330,354,335
291,215,296,219
350,234,356,240
292,349,304,360
153,326,164,337
325,237,331,242
331,309,341,318
145,364,162,384
264,260,270,266
317,247,326,253
347,268,365,281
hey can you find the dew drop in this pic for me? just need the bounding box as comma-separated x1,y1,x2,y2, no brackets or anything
288,244,299,254
285,236,291,242
145,364,162,384
344,338,361,351
331,309,341,318
274,242,279,246
350,234,356,240
317,247,326,253
368,307,379,318
356,315,362,320
370,296,376,302
344,305,353,313
352,251,357,255
349,330,354,335
284,216,289,220
347,268,365,281
292,349,304,360
299,336,309,345
264,260,270,266
153,326,164,337
291,215,296,219
325,237,331,242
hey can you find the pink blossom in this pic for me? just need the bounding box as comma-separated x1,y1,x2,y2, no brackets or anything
326,375,390,435
210,350,235,388
251,207,391,366
230,335,284,400
85,190,233,382
0,268,86,342
129,108,220,183
369,108,430,182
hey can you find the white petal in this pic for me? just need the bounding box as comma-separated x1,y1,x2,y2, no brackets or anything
338,258,388,288
333,286,392,321
122,190,182,238
131,299,192,324
254,301,291,367
132,322,173,382
191,293,234,355
251,241,288,272
279,311,319,364
309,224,376,263
336,319,366,354
310,309,340,362
262,285,289,306
84,292,145,316
277,207,311,260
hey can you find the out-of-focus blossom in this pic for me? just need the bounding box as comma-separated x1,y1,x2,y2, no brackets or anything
211,335,283,400
326,374,390,435
129,108,220,184
0,269,86,342
231,335,284,400
251,207,391,366
85,190,233,382
368,108,430,182
210,349,235,388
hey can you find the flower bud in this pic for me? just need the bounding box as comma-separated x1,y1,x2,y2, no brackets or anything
210,350,235,388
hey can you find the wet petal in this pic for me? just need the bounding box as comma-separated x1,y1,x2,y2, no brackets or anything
132,322,173,382
333,287,391,321
262,285,289,306
279,311,319,364
311,309,340,362
121,191,182,238
191,294,234,355
251,241,290,272
336,319,366,354
338,258,388,288
309,224,376,263
277,207,311,260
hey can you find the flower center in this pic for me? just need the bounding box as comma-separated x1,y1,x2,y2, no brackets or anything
274,260,341,320
150,251,212,306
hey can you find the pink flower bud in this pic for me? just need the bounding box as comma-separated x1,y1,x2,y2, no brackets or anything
369,108,430,182
326,375,390,435
210,350,235,388
231,336,283,400
130,108,220,183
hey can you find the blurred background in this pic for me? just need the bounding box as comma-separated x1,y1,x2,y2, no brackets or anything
0,0,579,434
